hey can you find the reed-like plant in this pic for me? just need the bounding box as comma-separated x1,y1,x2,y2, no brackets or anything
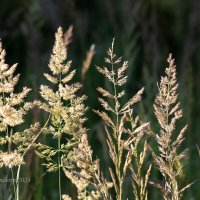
149,54,193,200
35,27,112,200
34,27,87,200
94,39,151,200
0,40,39,200
62,132,113,200
0,28,194,200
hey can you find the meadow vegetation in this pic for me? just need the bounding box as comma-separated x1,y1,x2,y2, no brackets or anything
0,26,196,200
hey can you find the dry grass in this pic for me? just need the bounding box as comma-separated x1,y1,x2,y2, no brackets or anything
0,28,193,200
94,39,151,200
148,54,194,200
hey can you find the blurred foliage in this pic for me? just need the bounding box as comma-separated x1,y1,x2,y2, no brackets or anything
0,0,199,199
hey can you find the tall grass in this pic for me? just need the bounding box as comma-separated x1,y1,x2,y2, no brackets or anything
0,27,195,200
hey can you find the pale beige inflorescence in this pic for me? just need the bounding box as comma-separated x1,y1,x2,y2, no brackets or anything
150,54,192,200
0,40,35,168
0,151,24,168
0,42,31,130
36,27,86,140
94,39,151,200
35,27,87,172
0,27,193,200
63,133,113,200
62,194,72,200
36,27,112,200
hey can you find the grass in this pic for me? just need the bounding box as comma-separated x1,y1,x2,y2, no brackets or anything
0,27,196,200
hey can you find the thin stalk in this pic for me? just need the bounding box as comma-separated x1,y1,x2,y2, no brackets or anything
58,73,62,200
7,127,17,198
16,165,21,200
58,136,62,200
11,168,17,199
111,61,122,200
166,79,179,199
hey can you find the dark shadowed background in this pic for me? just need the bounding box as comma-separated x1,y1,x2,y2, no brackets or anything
0,0,199,199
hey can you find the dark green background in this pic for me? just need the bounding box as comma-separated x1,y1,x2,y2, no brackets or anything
0,0,199,199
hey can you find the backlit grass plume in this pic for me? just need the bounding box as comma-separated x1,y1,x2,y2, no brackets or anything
0,40,39,200
150,54,193,200
36,27,105,200
36,27,112,200
124,110,152,200
62,133,113,200
94,39,151,200
35,27,85,199
0,28,195,200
